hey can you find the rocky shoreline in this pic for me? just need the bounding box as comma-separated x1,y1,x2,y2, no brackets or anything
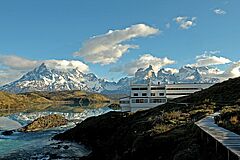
54,77,240,160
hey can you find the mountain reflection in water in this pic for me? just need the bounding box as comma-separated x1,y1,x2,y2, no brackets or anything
0,103,113,159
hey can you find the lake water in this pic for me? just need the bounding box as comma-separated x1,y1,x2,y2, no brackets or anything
0,104,112,159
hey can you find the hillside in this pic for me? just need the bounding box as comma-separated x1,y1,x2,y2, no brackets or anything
0,91,51,109
54,77,240,160
22,90,110,103
0,90,111,116
0,91,52,116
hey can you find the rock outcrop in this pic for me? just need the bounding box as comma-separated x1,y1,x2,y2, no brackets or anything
2,130,14,136
20,114,68,132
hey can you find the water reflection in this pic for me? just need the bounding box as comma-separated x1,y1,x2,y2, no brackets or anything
0,103,112,158
0,103,110,117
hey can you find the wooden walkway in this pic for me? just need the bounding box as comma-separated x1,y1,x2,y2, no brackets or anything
195,113,240,160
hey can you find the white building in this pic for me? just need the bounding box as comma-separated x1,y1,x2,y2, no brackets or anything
165,83,213,99
120,83,214,112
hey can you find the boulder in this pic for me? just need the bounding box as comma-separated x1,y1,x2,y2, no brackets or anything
19,114,68,132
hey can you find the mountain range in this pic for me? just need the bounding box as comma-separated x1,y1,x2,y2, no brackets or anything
0,63,220,94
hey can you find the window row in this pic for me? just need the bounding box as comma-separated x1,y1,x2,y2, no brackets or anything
120,100,130,104
131,98,166,103
166,93,191,95
131,99,148,103
132,87,166,90
150,99,167,103
131,88,148,90
166,88,200,90
151,87,165,90
133,93,165,97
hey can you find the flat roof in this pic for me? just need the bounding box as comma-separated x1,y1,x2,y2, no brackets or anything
119,96,130,100
131,83,215,86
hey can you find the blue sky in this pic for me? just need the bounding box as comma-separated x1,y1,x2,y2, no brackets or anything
0,0,240,84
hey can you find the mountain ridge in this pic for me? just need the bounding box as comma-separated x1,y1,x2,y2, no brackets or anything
0,63,220,94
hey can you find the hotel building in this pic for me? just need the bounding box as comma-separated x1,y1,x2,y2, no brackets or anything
120,82,214,112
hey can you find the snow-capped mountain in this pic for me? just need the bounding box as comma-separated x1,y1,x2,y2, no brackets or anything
156,65,220,84
132,65,219,84
0,63,220,94
0,63,118,93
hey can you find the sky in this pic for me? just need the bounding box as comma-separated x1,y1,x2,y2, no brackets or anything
0,0,240,85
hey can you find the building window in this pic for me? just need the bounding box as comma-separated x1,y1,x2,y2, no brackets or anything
159,93,165,96
133,93,138,96
151,93,155,96
132,88,139,90
136,99,142,103
140,88,148,90
142,93,147,96
120,100,130,104
151,87,165,90
132,99,148,103
150,99,166,103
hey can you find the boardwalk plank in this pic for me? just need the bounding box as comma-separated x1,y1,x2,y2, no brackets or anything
196,115,240,157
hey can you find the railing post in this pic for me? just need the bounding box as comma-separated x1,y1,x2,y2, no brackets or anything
227,150,230,160
206,135,209,144
215,141,218,153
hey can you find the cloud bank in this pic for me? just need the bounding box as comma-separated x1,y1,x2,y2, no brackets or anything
194,54,231,67
223,61,240,78
110,51,239,81
43,60,89,72
0,55,89,85
74,24,159,65
190,52,239,80
110,54,175,75
0,55,38,70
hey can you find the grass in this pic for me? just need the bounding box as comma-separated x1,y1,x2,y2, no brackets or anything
215,105,240,134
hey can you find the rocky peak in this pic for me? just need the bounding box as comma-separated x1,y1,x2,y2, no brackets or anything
34,63,49,73
135,65,156,80
157,68,170,76
145,65,153,71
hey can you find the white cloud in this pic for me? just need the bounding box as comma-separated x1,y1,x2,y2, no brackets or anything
0,69,24,86
0,55,89,73
0,55,89,85
44,60,89,72
223,61,240,78
165,68,179,74
74,24,160,65
110,54,175,75
174,16,196,29
206,62,240,81
194,54,231,67
214,8,227,15
0,55,38,70
207,68,224,75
